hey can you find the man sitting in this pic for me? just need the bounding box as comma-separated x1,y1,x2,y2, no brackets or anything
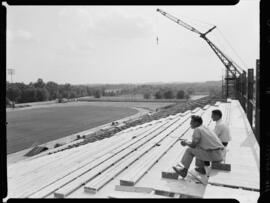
173,115,225,177
211,109,231,147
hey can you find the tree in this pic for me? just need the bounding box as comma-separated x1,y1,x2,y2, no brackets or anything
93,90,101,98
86,87,93,96
6,85,21,107
36,88,49,101
154,91,163,99
176,90,185,99
186,87,195,95
18,88,37,103
69,91,77,99
163,90,174,99
6,97,11,106
34,78,46,89
46,81,59,100
143,92,151,99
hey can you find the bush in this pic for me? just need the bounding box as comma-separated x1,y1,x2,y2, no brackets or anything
154,91,163,99
36,88,49,101
176,90,185,99
18,88,37,103
143,92,151,99
93,90,101,98
6,85,21,103
6,97,11,106
163,90,174,99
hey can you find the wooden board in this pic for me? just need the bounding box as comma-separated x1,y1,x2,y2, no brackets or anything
203,184,259,203
14,116,175,196
119,121,192,187
108,190,171,198
208,100,259,191
118,109,208,187
9,119,169,198
30,120,172,198
83,115,192,194
53,115,187,198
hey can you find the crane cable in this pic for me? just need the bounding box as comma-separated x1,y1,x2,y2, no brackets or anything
155,9,159,45
216,28,247,72
180,14,246,73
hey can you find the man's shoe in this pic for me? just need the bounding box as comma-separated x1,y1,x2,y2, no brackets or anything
195,167,206,175
172,165,188,178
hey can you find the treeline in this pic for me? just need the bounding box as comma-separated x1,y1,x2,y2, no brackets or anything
150,89,189,100
6,79,109,104
6,79,222,105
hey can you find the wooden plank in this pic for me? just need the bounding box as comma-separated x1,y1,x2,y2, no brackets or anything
23,116,173,181
115,185,154,194
83,115,192,195
84,150,150,194
8,123,150,178
9,130,138,193
132,129,212,199
214,101,221,107
203,184,259,203
12,119,174,198
118,109,208,187
119,143,170,186
203,104,210,110
208,100,259,191
82,112,191,197
108,190,171,198
8,108,200,198
138,178,204,198
191,107,201,113
53,115,187,198
120,122,192,186
208,165,259,190
161,107,214,181
28,117,181,198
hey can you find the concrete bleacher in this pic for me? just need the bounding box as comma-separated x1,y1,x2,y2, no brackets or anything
5,99,259,202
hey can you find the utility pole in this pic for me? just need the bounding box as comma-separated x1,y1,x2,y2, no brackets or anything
7,68,15,83
7,68,16,108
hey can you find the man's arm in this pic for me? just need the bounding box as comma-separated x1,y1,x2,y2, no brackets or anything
181,129,201,148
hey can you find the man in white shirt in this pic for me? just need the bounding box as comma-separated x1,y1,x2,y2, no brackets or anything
204,109,231,166
173,115,225,177
211,109,231,146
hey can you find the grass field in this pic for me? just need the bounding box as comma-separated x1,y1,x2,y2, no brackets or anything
6,102,171,154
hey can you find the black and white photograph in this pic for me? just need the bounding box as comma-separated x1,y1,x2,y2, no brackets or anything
3,0,260,201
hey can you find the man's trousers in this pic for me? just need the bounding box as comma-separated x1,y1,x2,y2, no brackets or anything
181,147,225,169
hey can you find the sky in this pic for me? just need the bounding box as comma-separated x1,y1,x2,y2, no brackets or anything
5,0,259,85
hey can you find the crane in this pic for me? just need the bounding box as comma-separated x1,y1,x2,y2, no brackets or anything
156,8,246,99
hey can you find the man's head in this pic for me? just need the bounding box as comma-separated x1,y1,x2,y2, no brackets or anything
190,115,203,129
211,109,222,121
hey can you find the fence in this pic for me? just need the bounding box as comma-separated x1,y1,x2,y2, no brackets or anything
237,59,260,143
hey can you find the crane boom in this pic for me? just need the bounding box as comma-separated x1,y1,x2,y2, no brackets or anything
156,8,243,77
156,8,201,35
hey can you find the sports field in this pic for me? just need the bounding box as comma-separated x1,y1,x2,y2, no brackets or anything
6,102,171,154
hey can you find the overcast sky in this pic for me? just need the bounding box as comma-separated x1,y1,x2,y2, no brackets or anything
5,0,259,85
